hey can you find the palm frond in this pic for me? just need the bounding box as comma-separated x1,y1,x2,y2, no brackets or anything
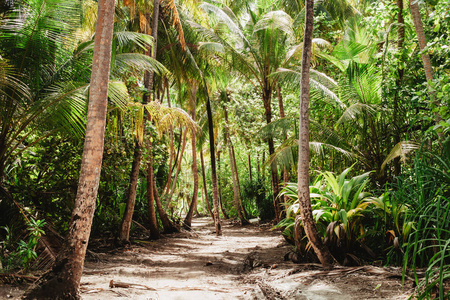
253,11,294,38
335,103,376,127
381,142,419,172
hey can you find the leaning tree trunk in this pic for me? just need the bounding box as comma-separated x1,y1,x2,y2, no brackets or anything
296,0,334,268
184,82,199,228
205,86,221,235
409,0,433,83
120,0,161,242
119,143,141,242
153,171,178,233
24,0,115,298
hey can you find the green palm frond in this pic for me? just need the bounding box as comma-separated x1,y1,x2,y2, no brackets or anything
114,31,154,51
335,103,376,127
112,53,169,77
254,10,294,38
199,2,250,47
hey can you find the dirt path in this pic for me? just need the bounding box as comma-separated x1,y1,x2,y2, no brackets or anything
79,218,412,299
1,217,414,299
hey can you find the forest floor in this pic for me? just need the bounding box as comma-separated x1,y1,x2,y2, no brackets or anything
1,217,415,299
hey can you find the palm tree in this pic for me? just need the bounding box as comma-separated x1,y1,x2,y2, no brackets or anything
296,0,334,268
197,3,297,222
24,0,116,297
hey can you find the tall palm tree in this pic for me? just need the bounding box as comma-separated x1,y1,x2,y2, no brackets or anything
197,3,297,222
296,0,334,268
24,0,116,297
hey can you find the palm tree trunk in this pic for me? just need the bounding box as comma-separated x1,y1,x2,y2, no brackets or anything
153,175,178,233
393,0,405,176
120,0,161,242
248,154,252,182
277,85,290,210
263,86,281,222
163,78,175,194
184,82,199,228
200,149,214,219
409,0,433,83
168,129,187,202
297,0,334,268
231,144,248,219
223,105,247,225
23,0,115,297
119,143,141,243
205,86,221,235
217,150,229,219
147,143,160,239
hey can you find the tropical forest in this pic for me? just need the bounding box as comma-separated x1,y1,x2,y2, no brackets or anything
0,0,449,298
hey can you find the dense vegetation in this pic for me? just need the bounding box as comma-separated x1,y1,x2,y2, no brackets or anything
0,0,449,298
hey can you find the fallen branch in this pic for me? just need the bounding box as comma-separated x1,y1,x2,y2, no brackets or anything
109,279,156,290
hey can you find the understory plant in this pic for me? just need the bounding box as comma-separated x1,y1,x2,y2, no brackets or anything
276,165,376,263
392,136,450,299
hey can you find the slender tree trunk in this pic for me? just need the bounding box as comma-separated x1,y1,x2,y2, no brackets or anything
200,149,214,219
248,154,252,182
144,0,161,239
223,105,247,224
297,0,334,268
163,78,175,194
153,179,177,233
393,0,405,176
120,0,161,241
168,129,187,201
205,86,221,235
24,1,115,298
409,0,433,83
119,143,141,242
184,82,199,228
217,151,229,219
263,84,281,222
147,143,160,239
278,85,290,205
231,144,248,219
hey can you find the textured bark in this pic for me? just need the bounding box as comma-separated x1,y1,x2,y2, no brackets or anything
297,0,334,268
24,0,115,298
119,144,141,243
205,89,221,235
200,149,214,219
147,148,160,240
409,0,433,83
184,82,199,228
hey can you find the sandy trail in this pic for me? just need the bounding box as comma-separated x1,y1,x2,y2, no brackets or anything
79,218,412,300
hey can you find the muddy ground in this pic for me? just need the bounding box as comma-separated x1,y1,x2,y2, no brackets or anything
1,217,415,299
